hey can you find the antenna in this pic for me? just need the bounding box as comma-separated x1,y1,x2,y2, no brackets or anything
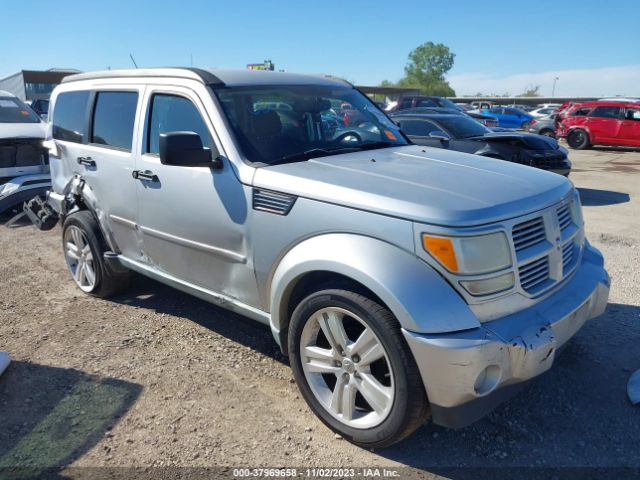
129,54,139,69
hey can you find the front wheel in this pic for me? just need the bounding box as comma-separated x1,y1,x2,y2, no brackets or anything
288,289,429,448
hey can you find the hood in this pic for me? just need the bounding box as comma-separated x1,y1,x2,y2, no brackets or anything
469,131,558,150
253,145,572,227
0,122,46,141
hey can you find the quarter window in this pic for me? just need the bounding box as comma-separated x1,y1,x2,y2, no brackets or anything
52,91,90,143
91,91,138,151
147,94,214,155
590,106,623,119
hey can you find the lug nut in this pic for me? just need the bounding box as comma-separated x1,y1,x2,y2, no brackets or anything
352,355,360,363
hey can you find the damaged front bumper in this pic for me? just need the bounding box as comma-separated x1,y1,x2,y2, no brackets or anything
403,242,610,428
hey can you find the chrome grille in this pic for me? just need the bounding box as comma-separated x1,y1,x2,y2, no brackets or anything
253,189,297,215
519,256,550,292
512,217,546,252
557,203,572,231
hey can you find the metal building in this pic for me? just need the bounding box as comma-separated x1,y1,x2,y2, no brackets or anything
0,69,80,101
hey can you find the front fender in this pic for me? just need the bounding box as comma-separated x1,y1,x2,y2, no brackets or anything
269,233,480,344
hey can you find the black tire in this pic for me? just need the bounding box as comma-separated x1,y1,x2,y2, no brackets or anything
288,289,430,448
62,210,130,298
540,128,556,138
567,129,590,149
521,121,531,130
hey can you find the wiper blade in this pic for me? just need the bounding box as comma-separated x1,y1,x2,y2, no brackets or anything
355,141,395,150
266,149,332,166
265,142,396,167
267,147,362,166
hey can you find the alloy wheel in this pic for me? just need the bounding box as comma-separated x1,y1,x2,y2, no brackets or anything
299,307,394,429
64,225,97,292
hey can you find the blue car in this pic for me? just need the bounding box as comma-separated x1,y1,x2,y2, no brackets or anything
478,106,534,129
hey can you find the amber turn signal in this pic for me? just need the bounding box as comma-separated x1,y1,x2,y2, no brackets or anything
422,235,459,272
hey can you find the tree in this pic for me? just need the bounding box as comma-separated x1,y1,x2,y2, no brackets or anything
404,42,455,81
380,42,456,96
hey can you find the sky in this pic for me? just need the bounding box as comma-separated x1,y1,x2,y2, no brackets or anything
2,0,639,97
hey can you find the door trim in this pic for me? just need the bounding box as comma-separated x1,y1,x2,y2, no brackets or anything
140,224,247,264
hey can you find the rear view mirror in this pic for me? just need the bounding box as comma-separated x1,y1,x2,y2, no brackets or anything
159,131,221,169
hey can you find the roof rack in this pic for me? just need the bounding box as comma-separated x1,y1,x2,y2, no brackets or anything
61,67,225,86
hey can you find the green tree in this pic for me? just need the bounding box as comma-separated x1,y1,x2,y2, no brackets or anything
378,42,457,96
380,42,456,96
404,42,455,81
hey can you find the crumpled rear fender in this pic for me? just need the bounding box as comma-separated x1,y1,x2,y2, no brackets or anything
269,233,479,347
55,175,120,253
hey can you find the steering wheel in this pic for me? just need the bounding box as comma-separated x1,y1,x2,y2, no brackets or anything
332,131,362,146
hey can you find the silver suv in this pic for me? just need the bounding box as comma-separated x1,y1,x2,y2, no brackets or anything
43,68,610,447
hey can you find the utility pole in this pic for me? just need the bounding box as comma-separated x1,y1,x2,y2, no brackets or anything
552,77,559,97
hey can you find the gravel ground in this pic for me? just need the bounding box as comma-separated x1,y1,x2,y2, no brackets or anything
0,147,639,479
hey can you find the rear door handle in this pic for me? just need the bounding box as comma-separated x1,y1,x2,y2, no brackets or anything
132,170,159,182
77,156,96,166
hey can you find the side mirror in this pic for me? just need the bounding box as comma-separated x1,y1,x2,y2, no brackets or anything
159,131,222,169
429,131,451,142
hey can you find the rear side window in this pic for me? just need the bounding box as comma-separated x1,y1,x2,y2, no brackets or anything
53,91,90,143
571,107,592,117
147,94,214,155
398,119,440,136
590,106,622,119
91,91,138,151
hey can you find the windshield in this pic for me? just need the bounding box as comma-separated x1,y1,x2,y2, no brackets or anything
437,115,491,138
438,97,463,111
0,97,41,124
213,85,408,164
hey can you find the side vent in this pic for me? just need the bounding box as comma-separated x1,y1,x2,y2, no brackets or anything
253,189,297,215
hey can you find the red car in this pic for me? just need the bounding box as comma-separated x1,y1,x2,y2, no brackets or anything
557,101,640,149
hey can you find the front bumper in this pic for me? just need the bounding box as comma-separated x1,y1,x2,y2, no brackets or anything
403,242,609,428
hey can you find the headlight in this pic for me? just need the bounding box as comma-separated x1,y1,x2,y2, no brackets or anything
422,232,512,274
422,232,514,296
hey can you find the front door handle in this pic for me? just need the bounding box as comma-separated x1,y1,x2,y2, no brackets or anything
132,170,159,182
77,156,96,167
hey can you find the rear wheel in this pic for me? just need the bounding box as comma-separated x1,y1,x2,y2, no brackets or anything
62,211,130,297
540,128,556,138
567,129,590,149
521,121,531,130
288,289,429,448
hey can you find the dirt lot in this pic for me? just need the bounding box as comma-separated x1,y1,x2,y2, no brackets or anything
1,147,639,479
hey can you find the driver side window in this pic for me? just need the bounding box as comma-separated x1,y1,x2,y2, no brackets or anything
147,94,214,155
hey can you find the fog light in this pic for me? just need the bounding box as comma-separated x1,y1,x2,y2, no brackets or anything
474,365,501,396
460,272,515,296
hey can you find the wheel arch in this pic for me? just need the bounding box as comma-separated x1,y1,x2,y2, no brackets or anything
268,233,480,355
59,175,120,253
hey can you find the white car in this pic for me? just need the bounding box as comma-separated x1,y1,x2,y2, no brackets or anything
0,90,50,215
529,107,559,118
